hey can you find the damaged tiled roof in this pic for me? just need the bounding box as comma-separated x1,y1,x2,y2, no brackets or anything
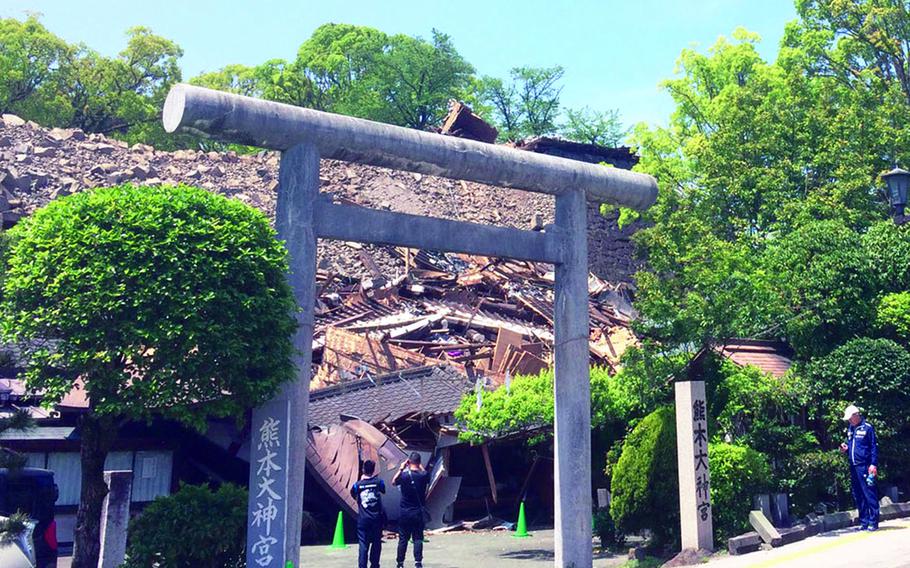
308,365,470,427
718,339,794,378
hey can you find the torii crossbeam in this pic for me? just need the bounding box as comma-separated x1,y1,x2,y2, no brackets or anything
163,83,657,568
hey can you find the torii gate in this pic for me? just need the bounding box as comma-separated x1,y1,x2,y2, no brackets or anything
163,84,657,568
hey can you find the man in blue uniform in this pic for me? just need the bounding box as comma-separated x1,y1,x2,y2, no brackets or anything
839,404,879,531
351,460,386,568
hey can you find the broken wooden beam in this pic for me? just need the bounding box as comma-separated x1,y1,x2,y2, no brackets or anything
481,444,499,505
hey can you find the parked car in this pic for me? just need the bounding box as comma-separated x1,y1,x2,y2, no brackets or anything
0,468,58,568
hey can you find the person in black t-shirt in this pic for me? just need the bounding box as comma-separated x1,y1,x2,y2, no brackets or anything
350,460,386,568
392,452,431,568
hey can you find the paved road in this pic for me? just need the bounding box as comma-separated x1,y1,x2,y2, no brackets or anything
300,529,627,567
705,517,910,568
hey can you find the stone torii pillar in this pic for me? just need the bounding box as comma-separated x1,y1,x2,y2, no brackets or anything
163,83,657,568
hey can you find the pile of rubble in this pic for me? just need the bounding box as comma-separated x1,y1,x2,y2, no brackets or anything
310,247,639,390
0,112,644,282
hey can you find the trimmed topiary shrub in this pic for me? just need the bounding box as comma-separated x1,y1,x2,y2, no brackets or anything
610,406,679,547
708,443,771,542
124,483,247,568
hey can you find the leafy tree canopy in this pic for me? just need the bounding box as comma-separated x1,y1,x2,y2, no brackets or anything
454,367,635,444
561,106,628,146
0,184,296,428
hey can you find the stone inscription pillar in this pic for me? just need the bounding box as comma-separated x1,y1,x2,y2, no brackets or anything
675,380,714,551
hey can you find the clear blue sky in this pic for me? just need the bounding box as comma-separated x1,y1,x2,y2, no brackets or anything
2,0,798,128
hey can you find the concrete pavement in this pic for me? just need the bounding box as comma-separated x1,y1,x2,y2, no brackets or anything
299,529,627,567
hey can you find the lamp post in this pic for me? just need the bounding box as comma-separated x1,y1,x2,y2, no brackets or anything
882,166,910,219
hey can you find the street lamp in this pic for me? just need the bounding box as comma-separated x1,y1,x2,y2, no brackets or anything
882,166,910,217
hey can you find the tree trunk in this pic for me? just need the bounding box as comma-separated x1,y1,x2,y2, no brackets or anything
72,413,116,568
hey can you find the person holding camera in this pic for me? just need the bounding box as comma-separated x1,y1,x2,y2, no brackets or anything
392,452,432,568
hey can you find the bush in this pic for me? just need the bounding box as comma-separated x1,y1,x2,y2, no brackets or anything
610,407,679,546
876,292,910,340
805,337,910,490
593,509,622,549
124,483,247,568
711,360,815,478
709,443,771,542
781,450,851,517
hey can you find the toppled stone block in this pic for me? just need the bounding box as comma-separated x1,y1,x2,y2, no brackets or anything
749,510,782,547
822,511,853,531
879,502,910,521
728,531,762,555
749,511,783,547
106,172,128,185
804,514,823,537
779,524,808,545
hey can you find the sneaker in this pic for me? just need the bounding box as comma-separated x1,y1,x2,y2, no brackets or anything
867,525,878,532
858,525,868,531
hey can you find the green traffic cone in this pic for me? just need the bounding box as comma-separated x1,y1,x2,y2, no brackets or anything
329,511,347,549
513,500,531,538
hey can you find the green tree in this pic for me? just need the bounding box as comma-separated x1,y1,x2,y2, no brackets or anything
295,23,387,113
875,292,910,340
863,220,910,293
0,185,296,568
454,367,634,444
291,23,475,129
805,337,910,450
561,107,628,146
63,26,184,147
710,361,814,470
0,408,34,470
189,63,260,97
0,16,72,123
760,219,877,358
374,30,475,129
480,65,564,140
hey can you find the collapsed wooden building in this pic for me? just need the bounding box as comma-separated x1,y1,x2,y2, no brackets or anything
0,100,648,538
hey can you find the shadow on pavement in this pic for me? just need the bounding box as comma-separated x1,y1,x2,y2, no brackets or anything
500,549,555,561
